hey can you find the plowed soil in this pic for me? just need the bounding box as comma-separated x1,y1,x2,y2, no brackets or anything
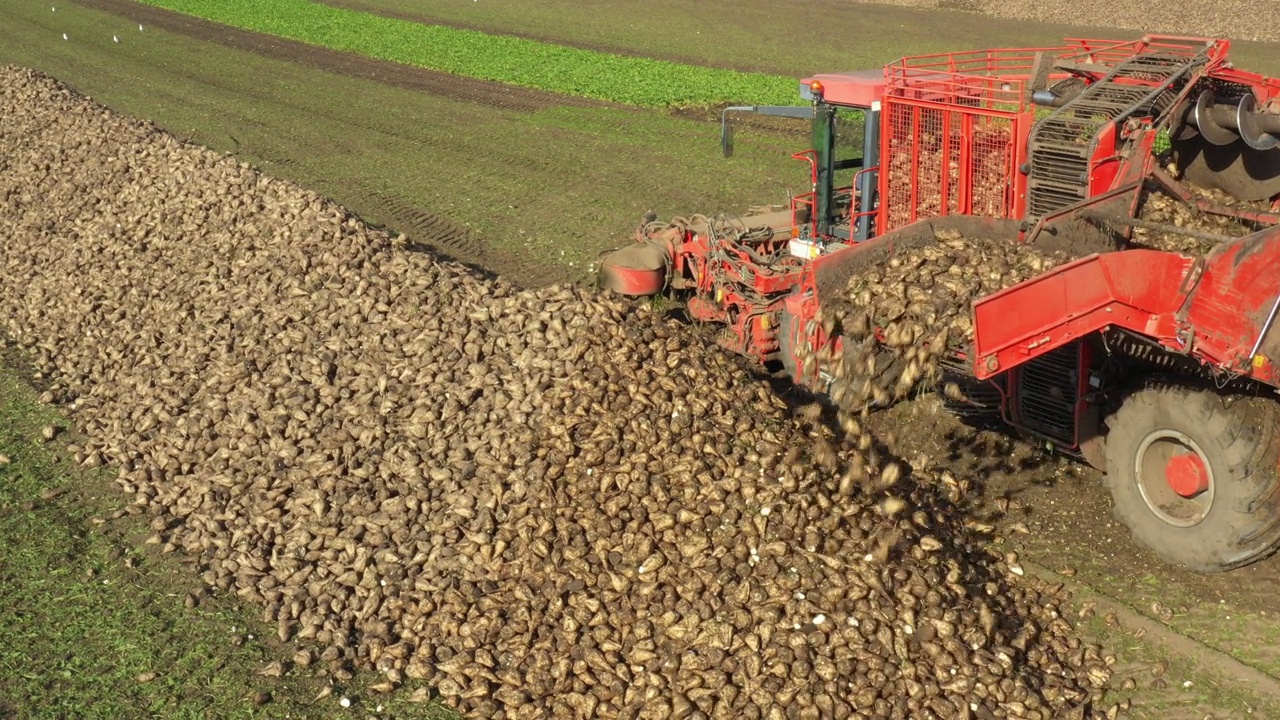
862,0,1280,44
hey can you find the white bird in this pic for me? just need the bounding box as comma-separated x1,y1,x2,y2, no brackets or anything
51,6,55,11
113,35,119,43
62,32,67,40
139,24,144,31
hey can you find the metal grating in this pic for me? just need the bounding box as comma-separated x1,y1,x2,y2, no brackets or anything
882,100,1017,232
1014,343,1079,445
1024,49,1211,225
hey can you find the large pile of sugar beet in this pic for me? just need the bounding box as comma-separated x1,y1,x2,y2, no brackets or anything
0,66,1119,719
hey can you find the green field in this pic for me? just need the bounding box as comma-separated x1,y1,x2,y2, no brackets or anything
135,0,797,107
6,0,1280,717
315,0,1280,77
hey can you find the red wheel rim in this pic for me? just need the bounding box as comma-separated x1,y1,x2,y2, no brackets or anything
1134,429,1215,528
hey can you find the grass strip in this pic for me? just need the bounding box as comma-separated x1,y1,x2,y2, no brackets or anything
133,0,798,108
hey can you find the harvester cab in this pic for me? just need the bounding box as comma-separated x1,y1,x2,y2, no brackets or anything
720,70,884,245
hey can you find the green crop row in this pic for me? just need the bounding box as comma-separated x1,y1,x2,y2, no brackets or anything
134,0,799,109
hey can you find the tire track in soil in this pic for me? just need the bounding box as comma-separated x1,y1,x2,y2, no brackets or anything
233,112,581,287
66,0,601,286
359,188,573,288
236,148,573,289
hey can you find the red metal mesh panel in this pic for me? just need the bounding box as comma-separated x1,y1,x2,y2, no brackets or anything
913,108,945,221
883,101,919,232
882,99,1016,232
877,35,1222,233
971,115,1014,218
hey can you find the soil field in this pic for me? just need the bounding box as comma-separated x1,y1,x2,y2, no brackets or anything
316,0,1280,77
861,0,1280,44
5,0,1280,718
0,0,804,287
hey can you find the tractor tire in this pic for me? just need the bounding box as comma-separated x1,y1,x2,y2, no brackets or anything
1102,386,1280,573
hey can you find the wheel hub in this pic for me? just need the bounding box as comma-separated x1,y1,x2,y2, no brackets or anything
1165,453,1210,498
1134,429,1215,528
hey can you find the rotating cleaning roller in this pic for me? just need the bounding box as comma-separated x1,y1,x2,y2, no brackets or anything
1193,89,1280,150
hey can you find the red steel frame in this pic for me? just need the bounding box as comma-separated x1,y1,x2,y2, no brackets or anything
790,150,819,239
971,250,1196,380
609,34,1280,402
970,225,1280,390
878,46,1042,233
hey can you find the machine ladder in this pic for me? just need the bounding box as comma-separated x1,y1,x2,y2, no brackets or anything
1025,49,1210,224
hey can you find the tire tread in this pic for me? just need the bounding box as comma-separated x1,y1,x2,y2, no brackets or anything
1103,384,1280,573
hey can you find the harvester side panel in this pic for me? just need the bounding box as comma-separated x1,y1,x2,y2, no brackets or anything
1181,228,1280,381
970,250,1198,379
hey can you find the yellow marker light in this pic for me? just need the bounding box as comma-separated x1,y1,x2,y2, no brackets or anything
1254,354,1269,369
